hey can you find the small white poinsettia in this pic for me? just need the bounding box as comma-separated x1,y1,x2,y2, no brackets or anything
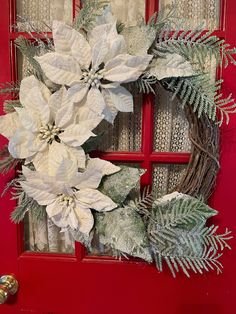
35,18,153,123
0,76,103,175
20,158,120,234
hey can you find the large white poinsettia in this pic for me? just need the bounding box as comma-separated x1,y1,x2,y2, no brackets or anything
35,19,153,123
0,76,103,174
20,158,120,234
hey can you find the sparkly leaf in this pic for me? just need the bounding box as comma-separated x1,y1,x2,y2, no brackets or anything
96,207,153,262
99,166,145,204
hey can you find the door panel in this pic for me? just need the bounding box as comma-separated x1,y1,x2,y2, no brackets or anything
1,0,236,313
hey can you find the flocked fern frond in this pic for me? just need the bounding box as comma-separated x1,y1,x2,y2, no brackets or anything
11,191,46,223
153,195,217,229
74,0,109,31
3,100,22,113
163,75,236,125
0,146,20,174
145,193,232,277
134,75,158,94
184,225,233,251
0,81,20,96
148,4,180,34
15,36,45,82
154,27,236,69
1,167,46,223
128,186,153,217
154,246,224,278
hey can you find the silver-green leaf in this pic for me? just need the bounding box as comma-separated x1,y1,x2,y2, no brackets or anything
99,166,145,204
96,207,153,262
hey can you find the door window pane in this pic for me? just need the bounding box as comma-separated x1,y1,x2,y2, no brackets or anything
108,0,145,26
95,96,142,152
16,0,73,31
24,213,75,253
153,85,191,152
159,0,220,29
152,164,188,198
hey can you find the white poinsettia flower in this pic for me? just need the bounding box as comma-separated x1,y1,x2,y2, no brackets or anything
0,76,103,175
20,158,120,234
35,19,153,123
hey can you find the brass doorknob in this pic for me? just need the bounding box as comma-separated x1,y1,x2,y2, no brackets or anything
0,275,19,305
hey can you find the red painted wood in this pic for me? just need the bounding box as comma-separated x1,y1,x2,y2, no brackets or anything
0,1,236,313
0,1,19,312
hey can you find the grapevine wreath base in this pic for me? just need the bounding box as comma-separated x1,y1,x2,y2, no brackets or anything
0,2,235,277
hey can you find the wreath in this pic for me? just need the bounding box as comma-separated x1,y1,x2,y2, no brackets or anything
0,2,235,278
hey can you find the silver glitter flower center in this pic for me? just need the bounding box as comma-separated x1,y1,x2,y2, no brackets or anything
38,123,61,143
58,194,76,208
82,68,104,88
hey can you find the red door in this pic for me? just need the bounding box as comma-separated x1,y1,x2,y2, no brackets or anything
0,1,236,313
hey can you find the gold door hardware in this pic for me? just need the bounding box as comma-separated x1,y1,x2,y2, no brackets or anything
0,275,19,305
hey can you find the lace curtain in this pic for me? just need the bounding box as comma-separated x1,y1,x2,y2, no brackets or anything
16,0,73,30
159,0,220,29
16,0,220,254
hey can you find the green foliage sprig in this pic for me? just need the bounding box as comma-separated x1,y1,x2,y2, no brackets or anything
0,81,20,98
154,27,236,70
131,193,233,277
3,100,22,113
15,36,47,82
74,0,109,31
1,172,46,223
0,146,20,174
163,75,236,125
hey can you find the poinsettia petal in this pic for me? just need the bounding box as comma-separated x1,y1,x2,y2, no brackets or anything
32,142,86,175
76,105,103,130
107,86,133,112
87,158,120,176
74,168,103,190
55,103,75,129
0,112,19,139
9,129,46,159
35,52,82,86
15,108,40,133
20,180,56,206
87,88,106,115
49,86,71,121
76,189,117,212
104,54,153,83
19,76,51,124
52,21,92,68
74,158,120,190
74,206,94,234
92,36,109,70
89,22,126,63
71,33,92,69
50,212,69,229
67,83,88,103
55,158,79,184
101,89,118,124
32,142,63,175
59,124,95,147
23,165,74,196
46,199,64,217
20,75,51,107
